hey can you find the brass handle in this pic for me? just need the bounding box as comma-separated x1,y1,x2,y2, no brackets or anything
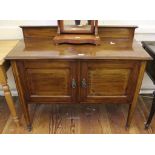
81,78,87,88
72,78,76,89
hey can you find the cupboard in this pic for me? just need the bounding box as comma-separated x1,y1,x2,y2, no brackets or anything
6,26,151,131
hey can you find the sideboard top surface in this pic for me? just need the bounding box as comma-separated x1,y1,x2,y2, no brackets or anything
5,25,151,61
5,39,151,60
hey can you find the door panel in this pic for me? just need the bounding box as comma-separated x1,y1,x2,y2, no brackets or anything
80,60,140,103
26,69,70,96
88,68,130,96
17,60,77,103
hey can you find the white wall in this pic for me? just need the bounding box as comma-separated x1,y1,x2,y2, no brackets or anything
0,20,155,95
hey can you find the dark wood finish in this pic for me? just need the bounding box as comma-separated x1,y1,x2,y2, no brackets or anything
99,27,136,48
53,20,100,45
20,26,136,37
80,60,140,104
99,27,135,39
16,60,77,103
21,26,57,39
53,34,100,45
6,25,151,130
11,61,31,131
126,61,146,128
6,39,150,60
20,25,137,43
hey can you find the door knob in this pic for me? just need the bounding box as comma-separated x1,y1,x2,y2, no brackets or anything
81,78,87,88
72,78,76,88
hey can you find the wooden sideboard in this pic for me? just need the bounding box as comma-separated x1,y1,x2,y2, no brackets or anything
5,25,151,131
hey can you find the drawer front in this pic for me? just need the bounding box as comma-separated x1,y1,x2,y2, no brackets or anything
80,60,140,104
16,60,77,103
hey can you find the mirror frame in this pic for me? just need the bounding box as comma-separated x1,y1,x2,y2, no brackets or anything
58,20,96,34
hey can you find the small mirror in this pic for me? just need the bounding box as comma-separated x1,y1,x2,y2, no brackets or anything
54,20,100,45
59,20,95,34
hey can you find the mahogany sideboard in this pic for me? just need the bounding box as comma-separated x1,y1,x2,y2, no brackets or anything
5,25,151,131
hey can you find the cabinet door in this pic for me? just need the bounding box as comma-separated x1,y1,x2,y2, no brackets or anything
80,60,140,104
17,60,77,103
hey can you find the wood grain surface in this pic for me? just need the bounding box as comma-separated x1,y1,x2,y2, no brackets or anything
6,39,151,60
0,95,154,134
5,26,151,60
4,26,151,130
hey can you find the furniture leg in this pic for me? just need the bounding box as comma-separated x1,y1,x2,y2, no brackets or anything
126,104,135,128
11,61,32,131
16,92,31,132
0,64,20,127
126,61,146,128
16,99,31,131
145,91,155,129
24,104,32,132
1,83,20,127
